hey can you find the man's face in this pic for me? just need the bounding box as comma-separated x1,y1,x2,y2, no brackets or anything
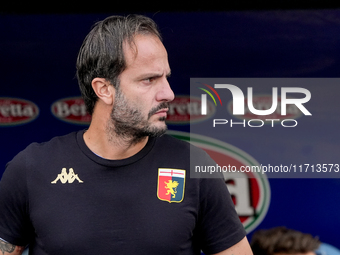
110,34,174,140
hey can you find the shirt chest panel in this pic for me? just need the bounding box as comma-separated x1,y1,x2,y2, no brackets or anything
28,163,198,254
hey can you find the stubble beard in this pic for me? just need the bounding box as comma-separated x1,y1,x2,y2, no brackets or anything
107,87,168,145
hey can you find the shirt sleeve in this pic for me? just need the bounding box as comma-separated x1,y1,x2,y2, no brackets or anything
195,152,246,254
0,149,33,246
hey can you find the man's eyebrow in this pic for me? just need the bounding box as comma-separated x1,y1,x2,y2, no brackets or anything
136,71,171,80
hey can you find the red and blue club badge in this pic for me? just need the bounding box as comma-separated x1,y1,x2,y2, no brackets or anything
157,168,186,203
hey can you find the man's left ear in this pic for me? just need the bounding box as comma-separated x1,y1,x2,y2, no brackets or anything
91,78,114,106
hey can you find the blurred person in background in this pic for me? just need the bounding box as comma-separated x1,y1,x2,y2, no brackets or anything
250,226,340,255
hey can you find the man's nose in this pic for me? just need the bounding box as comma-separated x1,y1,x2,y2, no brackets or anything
157,77,175,102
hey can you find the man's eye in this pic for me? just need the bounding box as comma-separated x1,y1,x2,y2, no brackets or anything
144,77,155,83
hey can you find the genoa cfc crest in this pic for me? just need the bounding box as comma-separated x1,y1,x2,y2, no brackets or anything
157,168,186,203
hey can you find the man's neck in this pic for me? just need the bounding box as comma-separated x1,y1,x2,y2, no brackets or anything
83,125,149,160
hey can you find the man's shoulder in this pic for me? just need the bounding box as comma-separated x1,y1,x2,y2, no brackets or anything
156,133,190,146
27,131,79,151
11,131,81,162
4,131,82,183
155,133,209,156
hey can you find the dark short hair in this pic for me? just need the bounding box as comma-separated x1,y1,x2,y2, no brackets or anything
251,226,321,255
76,14,162,115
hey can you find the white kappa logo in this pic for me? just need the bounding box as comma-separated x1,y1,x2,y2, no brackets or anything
51,168,83,184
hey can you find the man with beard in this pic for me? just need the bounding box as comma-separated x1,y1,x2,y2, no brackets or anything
0,15,252,255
